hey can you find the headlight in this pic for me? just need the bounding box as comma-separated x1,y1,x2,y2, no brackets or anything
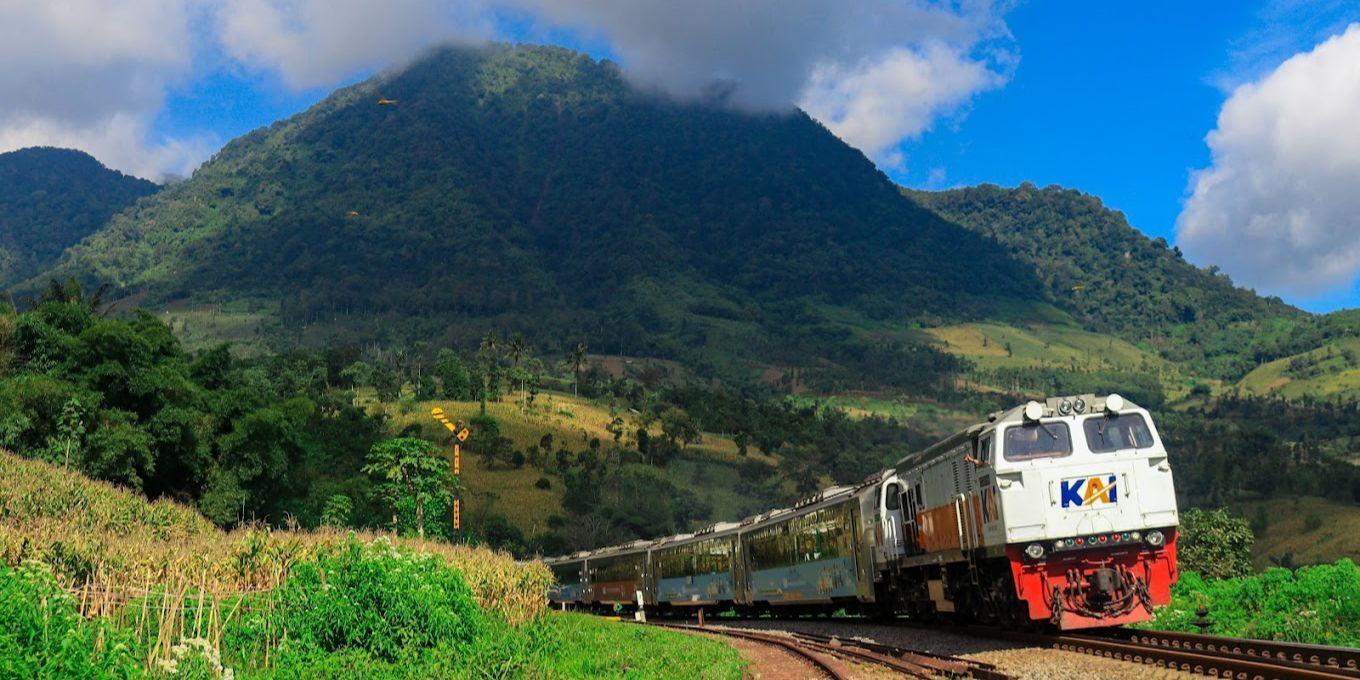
1058,399,1073,415
1146,529,1165,547
1073,397,1087,413
1024,543,1045,560
1130,531,1142,541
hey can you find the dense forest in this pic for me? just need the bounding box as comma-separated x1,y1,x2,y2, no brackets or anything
0,147,157,286
6,280,1359,560
912,185,1307,379
39,44,1042,388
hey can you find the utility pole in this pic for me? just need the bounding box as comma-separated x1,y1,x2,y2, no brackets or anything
430,407,470,538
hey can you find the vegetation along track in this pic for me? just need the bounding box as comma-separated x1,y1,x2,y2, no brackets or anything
644,621,1014,679
1002,626,1360,680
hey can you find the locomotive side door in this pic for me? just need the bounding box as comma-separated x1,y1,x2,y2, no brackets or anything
903,482,921,555
881,480,905,560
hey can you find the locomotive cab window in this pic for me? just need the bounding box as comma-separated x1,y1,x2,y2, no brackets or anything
1003,422,1072,461
1084,413,1154,453
885,483,901,511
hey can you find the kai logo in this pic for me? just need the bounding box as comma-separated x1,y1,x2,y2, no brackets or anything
1060,474,1118,509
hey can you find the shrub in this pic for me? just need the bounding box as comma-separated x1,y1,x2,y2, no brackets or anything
535,477,551,490
1147,560,1360,645
1179,507,1253,579
1304,512,1323,532
263,538,484,661
0,563,142,678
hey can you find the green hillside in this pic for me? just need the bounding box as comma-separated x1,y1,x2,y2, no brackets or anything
0,147,157,286
911,184,1305,379
45,43,1039,391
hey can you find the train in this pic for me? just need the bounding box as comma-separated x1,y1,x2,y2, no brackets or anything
543,393,1179,630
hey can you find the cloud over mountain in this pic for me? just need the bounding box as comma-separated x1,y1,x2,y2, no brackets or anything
1177,23,1360,299
1,0,1011,179
0,0,208,180
507,0,1012,166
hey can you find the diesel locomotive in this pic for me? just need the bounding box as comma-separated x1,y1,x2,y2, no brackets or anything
544,393,1179,630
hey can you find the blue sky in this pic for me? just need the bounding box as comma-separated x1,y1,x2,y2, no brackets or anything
4,1,1360,311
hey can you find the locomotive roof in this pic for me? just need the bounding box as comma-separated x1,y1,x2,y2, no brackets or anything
892,393,1140,472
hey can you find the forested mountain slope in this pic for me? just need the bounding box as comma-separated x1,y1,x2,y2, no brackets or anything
44,44,1039,388
911,184,1307,379
0,147,157,286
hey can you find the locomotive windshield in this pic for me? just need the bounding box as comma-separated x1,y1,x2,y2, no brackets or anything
1003,422,1072,460
1083,413,1154,452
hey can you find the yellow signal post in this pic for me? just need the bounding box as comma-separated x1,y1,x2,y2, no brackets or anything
430,407,470,536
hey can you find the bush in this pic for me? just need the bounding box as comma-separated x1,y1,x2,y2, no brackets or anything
1304,512,1323,532
1147,560,1360,646
1179,508,1254,579
535,477,551,490
0,563,142,678
260,538,484,661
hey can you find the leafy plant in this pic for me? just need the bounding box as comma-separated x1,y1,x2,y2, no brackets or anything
1178,507,1254,580
362,438,457,539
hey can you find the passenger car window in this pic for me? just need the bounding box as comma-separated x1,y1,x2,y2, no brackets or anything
1084,413,1154,453
1003,422,1073,461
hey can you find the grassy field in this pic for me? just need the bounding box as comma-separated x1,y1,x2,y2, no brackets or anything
372,391,780,532
1237,337,1360,400
0,451,745,679
159,303,275,355
926,319,1170,374
1232,496,1360,570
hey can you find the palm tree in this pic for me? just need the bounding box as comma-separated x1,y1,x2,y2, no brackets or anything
477,331,501,414
565,342,588,397
507,333,528,397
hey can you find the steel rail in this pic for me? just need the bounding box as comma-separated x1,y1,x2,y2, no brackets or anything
962,625,1360,680
643,622,850,679
647,621,1016,679
1099,629,1360,676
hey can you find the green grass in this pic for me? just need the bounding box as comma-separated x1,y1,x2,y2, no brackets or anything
1232,496,1360,570
1144,563,1360,646
926,320,1168,375
1237,337,1360,400
377,392,775,535
0,554,745,679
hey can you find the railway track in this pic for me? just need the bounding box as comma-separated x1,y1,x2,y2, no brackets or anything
983,626,1360,680
644,621,1015,679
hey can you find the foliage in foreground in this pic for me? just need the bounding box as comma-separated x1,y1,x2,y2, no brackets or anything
0,450,549,627
0,551,743,680
0,563,142,679
1146,561,1360,646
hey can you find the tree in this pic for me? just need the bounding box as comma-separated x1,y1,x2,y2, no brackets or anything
565,342,587,397
506,333,529,395
433,349,476,400
362,437,456,540
1179,508,1254,580
320,494,353,528
659,407,701,452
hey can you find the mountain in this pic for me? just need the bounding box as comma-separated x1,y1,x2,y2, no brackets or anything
0,147,157,287
45,43,1041,388
910,184,1307,379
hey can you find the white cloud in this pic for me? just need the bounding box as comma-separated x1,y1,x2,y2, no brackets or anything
0,0,1010,180
800,43,1004,167
1176,23,1360,298
215,0,494,90
0,0,206,180
504,0,1011,166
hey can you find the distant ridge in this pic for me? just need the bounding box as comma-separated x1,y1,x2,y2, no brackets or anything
0,147,157,287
